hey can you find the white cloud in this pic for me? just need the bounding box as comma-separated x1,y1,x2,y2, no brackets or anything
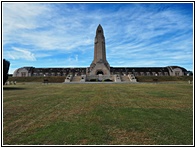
3,3,51,43
4,47,36,61
3,3,94,52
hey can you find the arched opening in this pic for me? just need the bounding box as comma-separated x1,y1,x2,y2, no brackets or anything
96,71,104,75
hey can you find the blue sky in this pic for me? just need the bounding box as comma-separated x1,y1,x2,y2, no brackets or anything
3,2,193,74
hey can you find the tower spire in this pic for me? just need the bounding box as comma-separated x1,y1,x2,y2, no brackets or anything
89,24,110,76
96,24,104,36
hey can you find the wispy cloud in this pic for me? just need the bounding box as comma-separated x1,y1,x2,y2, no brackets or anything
2,2,193,73
4,47,36,61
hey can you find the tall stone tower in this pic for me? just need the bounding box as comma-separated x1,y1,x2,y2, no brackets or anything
89,24,110,76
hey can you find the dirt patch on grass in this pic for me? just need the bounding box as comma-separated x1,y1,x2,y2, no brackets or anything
77,139,89,145
108,127,155,145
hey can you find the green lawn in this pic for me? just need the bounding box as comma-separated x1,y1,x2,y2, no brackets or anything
3,82,193,145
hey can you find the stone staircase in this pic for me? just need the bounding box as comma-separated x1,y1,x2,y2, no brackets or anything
128,74,137,82
71,76,81,82
64,74,73,82
121,76,130,82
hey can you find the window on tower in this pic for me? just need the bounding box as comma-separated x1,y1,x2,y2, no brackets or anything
98,30,101,33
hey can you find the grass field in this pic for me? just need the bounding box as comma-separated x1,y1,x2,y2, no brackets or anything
3,82,193,145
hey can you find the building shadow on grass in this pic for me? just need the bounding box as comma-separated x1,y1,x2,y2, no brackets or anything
3,87,26,90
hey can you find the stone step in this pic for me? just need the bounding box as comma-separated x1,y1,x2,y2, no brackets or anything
72,76,81,82
121,76,130,82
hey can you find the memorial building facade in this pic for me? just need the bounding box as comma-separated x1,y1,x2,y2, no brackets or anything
13,25,188,82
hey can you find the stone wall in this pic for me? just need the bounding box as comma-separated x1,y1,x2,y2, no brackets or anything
13,68,31,77
168,67,186,76
12,66,187,77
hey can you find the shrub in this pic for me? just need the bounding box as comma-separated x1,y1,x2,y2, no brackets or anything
90,79,97,82
104,79,112,82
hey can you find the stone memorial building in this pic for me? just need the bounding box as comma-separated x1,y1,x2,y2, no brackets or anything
13,25,188,82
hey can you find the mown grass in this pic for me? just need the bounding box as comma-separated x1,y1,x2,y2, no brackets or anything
3,82,193,145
